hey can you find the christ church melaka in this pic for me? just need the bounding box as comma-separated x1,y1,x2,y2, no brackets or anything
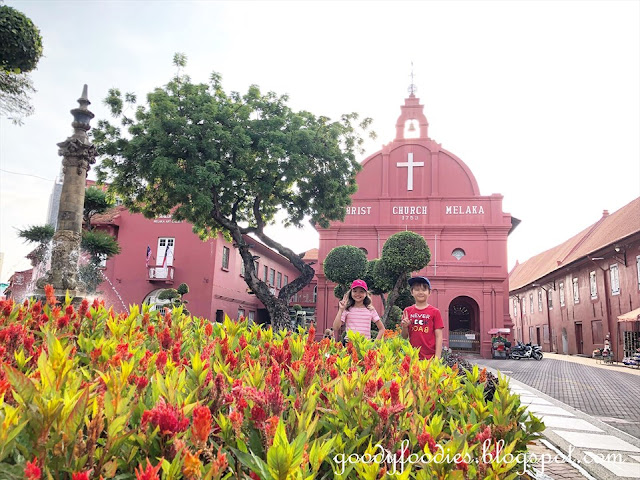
315,91,518,358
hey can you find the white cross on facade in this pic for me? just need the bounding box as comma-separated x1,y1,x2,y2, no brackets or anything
396,152,424,191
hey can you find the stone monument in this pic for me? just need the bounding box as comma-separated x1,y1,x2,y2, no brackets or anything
36,85,97,297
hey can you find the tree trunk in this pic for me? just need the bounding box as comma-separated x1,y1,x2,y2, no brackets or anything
382,274,407,325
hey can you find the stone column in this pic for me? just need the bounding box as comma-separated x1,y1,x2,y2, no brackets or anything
36,85,96,297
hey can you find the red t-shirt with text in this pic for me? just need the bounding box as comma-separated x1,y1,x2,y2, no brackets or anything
404,304,444,359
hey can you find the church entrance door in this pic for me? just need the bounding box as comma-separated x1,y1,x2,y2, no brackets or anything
448,296,480,353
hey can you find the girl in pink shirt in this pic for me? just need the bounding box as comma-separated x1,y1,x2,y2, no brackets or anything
333,279,385,341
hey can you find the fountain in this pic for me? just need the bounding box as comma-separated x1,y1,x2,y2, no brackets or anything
35,85,97,301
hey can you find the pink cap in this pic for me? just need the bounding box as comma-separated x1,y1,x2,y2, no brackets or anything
351,279,368,290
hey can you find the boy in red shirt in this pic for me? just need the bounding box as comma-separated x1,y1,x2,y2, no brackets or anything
401,276,444,360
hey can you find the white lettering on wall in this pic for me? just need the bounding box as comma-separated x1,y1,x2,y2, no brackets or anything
345,206,372,215
445,205,485,215
392,206,428,215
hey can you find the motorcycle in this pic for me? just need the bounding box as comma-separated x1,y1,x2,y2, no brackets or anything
510,341,543,360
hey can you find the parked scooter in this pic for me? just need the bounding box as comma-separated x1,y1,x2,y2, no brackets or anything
510,341,543,360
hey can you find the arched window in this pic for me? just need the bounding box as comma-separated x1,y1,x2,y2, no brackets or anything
452,248,465,260
313,285,318,303
142,289,172,311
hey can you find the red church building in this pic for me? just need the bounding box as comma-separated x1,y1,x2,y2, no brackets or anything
315,92,517,358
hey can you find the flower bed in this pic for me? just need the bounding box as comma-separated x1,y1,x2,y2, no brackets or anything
0,289,544,479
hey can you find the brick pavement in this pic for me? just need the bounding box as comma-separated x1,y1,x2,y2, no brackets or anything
474,357,640,440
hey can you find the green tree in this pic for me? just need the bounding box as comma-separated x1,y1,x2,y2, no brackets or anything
93,54,373,331
378,231,431,324
323,245,368,298
0,5,43,123
158,282,190,315
17,224,54,265
83,186,114,230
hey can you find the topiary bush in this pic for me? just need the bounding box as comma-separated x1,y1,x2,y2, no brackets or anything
323,245,367,286
380,231,431,275
0,6,43,73
0,287,544,478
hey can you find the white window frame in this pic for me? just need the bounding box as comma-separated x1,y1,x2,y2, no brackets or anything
538,290,543,312
636,255,640,291
284,275,289,286
269,268,275,286
559,282,565,307
513,298,518,317
237,308,245,320
521,297,526,313
610,264,620,295
263,265,268,282
222,246,230,270
529,293,534,313
573,277,579,304
590,271,597,299
277,272,282,289
547,289,553,310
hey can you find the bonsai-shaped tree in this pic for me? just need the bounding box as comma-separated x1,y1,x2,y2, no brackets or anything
378,231,431,324
158,283,190,315
322,232,430,326
323,245,368,297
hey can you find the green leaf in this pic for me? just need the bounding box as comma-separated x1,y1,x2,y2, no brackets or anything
2,364,36,403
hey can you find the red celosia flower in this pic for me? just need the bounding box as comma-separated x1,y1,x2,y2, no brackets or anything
239,334,248,350
90,347,102,363
250,405,266,427
0,378,11,396
229,409,243,434
455,457,469,472
2,301,13,317
56,315,70,329
191,404,212,444
390,380,400,405
30,301,42,315
155,350,168,371
306,325,315,344
135,459,162,480
71,472,90,480
78,298,89,316
147,325,155,337
141,397,189,435
249,473,261,480
24,458,41,480
204,323,213,336
44,284,58,306
209,449,228,478
65,305,75,315
265,416,279,446
418,431,438,454
158,327,173,350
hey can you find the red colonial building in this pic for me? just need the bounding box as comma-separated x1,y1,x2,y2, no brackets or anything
92,207,305,322
316,92,517,358
509,198,640,362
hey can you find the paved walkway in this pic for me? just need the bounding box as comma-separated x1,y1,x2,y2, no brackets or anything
474,354,640,480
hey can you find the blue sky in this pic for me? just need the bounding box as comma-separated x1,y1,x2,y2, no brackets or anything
1,0,639,280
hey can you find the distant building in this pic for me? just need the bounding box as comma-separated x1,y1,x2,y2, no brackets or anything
92,207,311,322
46,170,64,228
509,197,640,361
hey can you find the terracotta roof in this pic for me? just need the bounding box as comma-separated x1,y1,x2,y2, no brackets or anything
91,206,126,225
301,248,318,261
510,197,640,291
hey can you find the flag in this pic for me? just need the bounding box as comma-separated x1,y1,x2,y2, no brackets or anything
162,246,171,268
145,245,151,267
